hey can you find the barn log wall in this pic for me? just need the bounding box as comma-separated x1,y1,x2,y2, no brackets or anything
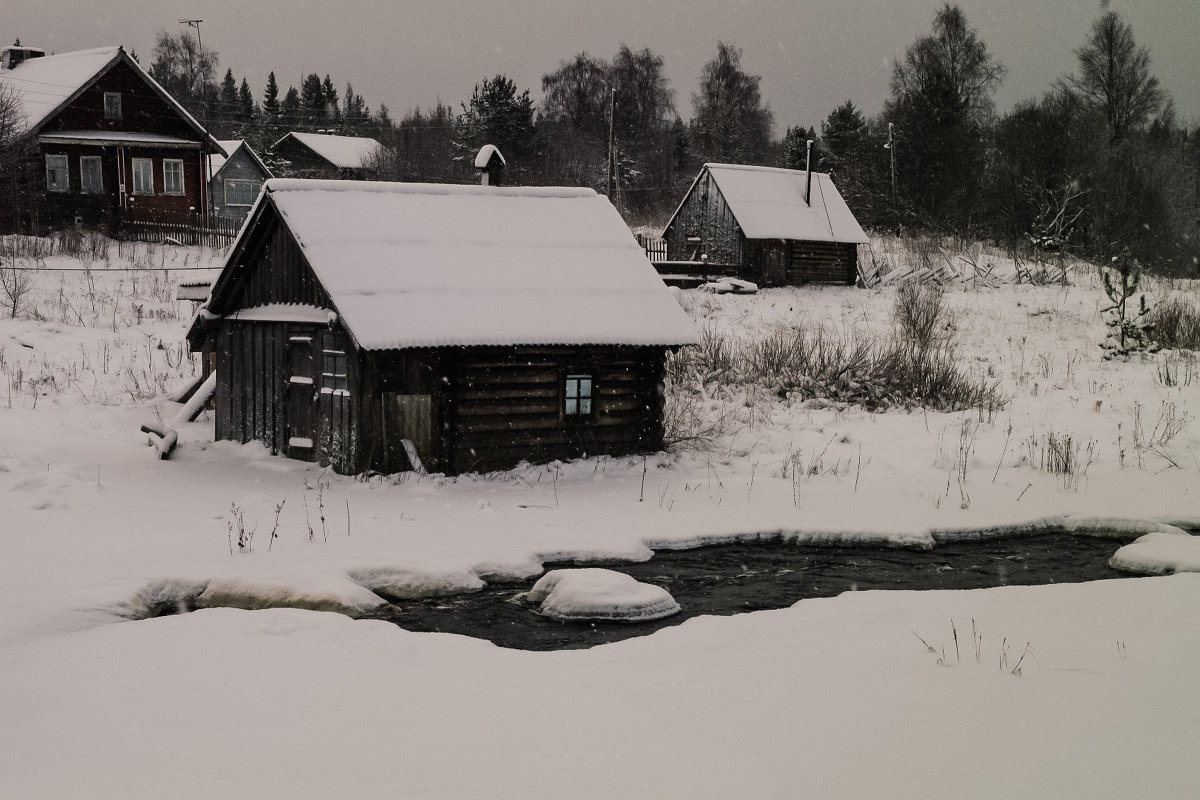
444,346,665,475
788,240,858,285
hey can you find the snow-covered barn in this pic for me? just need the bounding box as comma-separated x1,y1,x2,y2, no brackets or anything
186,179,698,475
271,132,381,177
662,164,869,286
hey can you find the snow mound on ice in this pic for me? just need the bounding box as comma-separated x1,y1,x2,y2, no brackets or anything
348,566,485,599
528,568,680,622
195,577,386,616
1109,531,1200,576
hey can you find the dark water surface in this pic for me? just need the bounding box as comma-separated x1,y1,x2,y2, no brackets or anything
363,532,1141,651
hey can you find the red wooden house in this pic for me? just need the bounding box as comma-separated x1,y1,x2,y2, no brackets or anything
0,44,220,232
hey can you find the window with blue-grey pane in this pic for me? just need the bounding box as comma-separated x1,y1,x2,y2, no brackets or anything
564,373,593,416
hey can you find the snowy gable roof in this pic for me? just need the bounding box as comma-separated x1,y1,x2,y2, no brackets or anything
246,179,698,350
207,139,240,178
0,46,212,144
474,144,505,168
276,132,381,169
703,164,869,244
0,47,120,131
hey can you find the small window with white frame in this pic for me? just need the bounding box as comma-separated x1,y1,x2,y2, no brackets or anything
163,159,184,195
131,158,153,195
564,373,593,417
224,179,261,207
80,156,103,194
103,92,121,120
45,154,69,192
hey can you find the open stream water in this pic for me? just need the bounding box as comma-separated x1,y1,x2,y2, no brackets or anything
364,532,1144,651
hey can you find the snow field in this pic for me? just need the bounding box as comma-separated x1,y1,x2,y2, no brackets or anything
2,233,1200,797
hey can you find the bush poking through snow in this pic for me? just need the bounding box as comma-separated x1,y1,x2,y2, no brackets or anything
664,284,1007,450
1147,296,1200,351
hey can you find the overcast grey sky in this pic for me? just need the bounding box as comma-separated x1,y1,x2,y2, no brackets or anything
6,0,1198,131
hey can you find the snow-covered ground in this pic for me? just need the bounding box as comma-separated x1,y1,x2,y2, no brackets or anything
2,234,1199,798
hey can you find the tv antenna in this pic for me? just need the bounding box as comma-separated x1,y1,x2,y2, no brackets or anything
178,19,204,52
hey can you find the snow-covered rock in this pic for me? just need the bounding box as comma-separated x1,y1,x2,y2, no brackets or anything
527,568,680,622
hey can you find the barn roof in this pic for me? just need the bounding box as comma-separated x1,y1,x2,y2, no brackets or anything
273,132,381,170
669,164,869,245
0,46,216,147
206,179,698,351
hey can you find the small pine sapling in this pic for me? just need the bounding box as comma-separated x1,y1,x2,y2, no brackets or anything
1099,249,1157,359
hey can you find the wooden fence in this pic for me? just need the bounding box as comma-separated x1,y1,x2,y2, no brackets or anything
120,209,239,248
636,233,668,262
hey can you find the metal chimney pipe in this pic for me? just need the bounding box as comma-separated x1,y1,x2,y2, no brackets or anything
804,139,813,205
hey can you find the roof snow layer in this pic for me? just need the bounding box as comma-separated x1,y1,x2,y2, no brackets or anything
280,132,381,169
0,47,121,131
260,179,699,350
705,164,869,244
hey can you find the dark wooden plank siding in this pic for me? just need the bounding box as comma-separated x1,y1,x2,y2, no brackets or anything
664,171,742,267
213,321,292,457
227,220,332,309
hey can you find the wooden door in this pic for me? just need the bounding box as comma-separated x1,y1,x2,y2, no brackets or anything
384,394,432,472
286,333,316,459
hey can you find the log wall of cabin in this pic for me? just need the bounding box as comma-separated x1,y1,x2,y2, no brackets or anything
363,346,665,476
445,346,665,475
788,240,859,285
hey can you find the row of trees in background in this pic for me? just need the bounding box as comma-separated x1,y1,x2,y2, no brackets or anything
4,5,1196,274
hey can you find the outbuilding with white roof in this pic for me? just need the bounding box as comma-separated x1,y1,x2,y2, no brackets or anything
187,179,697,475
271,132,382,177
662,163,869,286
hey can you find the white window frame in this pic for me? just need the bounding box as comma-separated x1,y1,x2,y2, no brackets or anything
223,178,261,207
103,92,122,120
564,373,593,417
80,156,103,194
162,159,185,196
45,154,69,192
131,158,154,195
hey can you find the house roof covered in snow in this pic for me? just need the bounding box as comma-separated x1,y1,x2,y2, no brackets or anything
0,45,216,148
202,179,698,351
273,132,381,170
668,164,869,245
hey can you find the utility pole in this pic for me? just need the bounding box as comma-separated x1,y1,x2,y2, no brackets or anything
606,87,616,202
886,122,899,236
179,19,204,96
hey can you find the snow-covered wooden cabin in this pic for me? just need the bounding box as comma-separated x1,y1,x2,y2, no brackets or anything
271,132,381,178
662,164,869,286
186,179,698,475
